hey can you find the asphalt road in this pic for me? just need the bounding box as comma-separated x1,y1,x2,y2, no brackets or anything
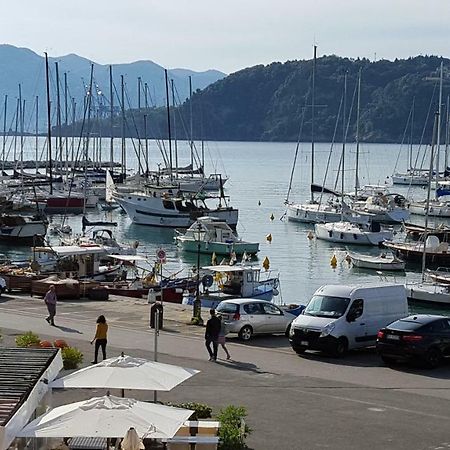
1,294,450,449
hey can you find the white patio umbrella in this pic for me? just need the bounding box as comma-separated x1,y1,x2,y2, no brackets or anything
51,354,200,392
17,395,193,439
121,427,144,450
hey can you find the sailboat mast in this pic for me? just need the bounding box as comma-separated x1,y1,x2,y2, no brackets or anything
35,96,39,174
409,97,415,171
2,95,7,172
164,69,173,179
143,114,149,174
109,66,114,173
435,61,443,186
64,72,68,163
310,45,317,203
121,74,126,178
355,68,361,198
189,76,194,170
55,62,62,169
445,95,449,170
341,72,347,218
171,79,178,178
422,112,439,280
44,52,53,195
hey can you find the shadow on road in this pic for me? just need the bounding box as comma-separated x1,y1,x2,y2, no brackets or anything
228,334,291,349
215,359,273,375
54,324,83,334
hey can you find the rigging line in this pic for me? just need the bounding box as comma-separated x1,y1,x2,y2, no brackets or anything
285,105,308,204
392,102,413,174
321,93,343,199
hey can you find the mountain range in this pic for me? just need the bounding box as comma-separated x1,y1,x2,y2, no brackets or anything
0,44,226,130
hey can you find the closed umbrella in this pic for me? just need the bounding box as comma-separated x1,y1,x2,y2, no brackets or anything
18,395,193,439
121,427,144,450
51,354,200,392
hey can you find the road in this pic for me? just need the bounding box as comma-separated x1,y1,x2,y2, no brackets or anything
1,294,449,449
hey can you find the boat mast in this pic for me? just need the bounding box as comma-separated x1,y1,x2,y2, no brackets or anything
435,61,443,186
121,74,126,179
64,72,68,165
422,112,439,280
445,95,449,171
171,79,178,178
2,95,7,173
55,62,62,171
35,96,39,175
44,52,53,195
310,45,317,203
355,68,361,198
164,69,173,180
409,97,415,171
189,76,194,171
109,66,114,173
340,72,347,221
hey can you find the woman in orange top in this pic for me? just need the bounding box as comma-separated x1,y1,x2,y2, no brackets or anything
90,315,108,364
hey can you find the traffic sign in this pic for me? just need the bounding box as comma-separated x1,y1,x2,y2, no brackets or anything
156,248,166,261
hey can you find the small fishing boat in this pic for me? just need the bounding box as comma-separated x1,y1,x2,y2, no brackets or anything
406,282,450,305
315,221,393,246
175,216,259,255
347,250,405,271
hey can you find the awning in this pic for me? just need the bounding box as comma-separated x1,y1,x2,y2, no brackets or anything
107,255,147,262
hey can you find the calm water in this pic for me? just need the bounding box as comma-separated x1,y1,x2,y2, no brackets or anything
6,138,450,313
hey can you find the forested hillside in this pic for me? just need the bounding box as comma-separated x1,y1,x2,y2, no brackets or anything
65,55,450,144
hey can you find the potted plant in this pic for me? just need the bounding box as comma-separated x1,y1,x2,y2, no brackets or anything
61,347,83,370
15,331,41,348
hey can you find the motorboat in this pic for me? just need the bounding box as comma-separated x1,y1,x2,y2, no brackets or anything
182,263,280,309
114,184,238,229
406,281,450,305
347,250,405,271
384,235,450,267
175,217,259,255
0,214,47,244
315,221,393,246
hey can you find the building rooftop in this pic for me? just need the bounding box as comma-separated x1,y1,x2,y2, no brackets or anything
0,347,59,427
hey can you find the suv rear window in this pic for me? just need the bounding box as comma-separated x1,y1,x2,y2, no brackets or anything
216,302,239,314
388,319,424,331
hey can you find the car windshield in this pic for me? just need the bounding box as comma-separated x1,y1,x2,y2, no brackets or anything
304,295,350,318
216,302,238,314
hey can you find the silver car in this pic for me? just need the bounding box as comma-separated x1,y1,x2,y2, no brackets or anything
216,298,295,341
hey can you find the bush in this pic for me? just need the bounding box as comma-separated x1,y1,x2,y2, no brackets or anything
217,405,252,450
61,347,83,370
15,331,41,348
167,402,212,420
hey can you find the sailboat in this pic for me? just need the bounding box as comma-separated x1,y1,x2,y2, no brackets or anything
100,171,120,211
315,72,393,246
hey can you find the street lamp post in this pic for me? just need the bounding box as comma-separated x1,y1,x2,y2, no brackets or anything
192,221,203,325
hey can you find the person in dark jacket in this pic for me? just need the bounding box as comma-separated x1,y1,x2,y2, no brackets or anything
205,308,221,361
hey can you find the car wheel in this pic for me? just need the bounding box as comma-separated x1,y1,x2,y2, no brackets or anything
238,325,253,341
284,324,291,337
422,348,441,369
330,337,348,357
381,355,397,366
292,346,307,355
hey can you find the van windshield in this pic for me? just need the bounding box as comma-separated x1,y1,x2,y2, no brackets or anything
304,295,350,318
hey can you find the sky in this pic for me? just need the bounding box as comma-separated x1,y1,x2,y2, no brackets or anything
2,0,449,74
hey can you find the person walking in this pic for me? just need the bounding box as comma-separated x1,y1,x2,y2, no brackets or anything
90,315,108,364
205,308,221,361
218,316,231,360
44,285,57,326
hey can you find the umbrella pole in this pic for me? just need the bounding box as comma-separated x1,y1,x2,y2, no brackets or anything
153,309,159,403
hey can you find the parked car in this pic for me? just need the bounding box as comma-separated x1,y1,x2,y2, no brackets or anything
215,299,296,341
289,284,408,357
376,314,450,368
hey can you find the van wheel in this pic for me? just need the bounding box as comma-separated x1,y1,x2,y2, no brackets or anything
293,346,306,355
284,325,291,337
422,348,441,369
239,326,253,341
331,337,348,357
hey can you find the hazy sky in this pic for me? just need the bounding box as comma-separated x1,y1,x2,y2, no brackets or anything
3,0,449,73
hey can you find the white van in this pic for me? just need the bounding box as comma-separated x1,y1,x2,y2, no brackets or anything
289,284,408,356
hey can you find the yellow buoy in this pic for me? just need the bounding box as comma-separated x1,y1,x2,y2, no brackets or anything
330,254,338,267
266,233,272,243
270,213,275,221
307,231,314,240
262,256,270,271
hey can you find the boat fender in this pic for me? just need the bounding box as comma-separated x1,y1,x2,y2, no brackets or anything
258,200,261,206
307,231,314,240
273,278,279,289
262,256,270,271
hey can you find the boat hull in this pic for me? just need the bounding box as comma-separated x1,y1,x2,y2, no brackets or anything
177,239,259,255
406,283,450,304
315,222,392,246
0,221,46,244
409,202,450,217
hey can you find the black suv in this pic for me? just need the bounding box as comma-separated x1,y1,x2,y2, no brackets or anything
376,314,450,368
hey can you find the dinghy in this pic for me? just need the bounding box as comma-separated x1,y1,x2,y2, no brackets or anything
347,251,405,271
